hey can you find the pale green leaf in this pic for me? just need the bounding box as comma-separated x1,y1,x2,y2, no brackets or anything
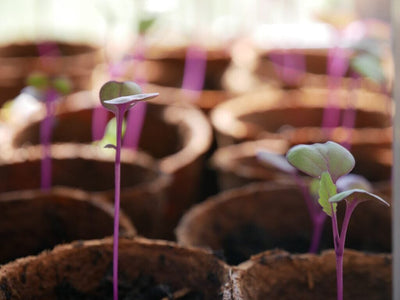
318,172,337,217
351,53,385,84
286,141,355,182
329,188,389,207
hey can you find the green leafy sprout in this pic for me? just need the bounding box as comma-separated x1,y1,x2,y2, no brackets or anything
286,141,389,300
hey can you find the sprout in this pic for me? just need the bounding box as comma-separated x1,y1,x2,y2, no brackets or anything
286,141,389,300
99,80,158,300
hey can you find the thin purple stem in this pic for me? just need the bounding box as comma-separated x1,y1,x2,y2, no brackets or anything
322,45,350,137
181,44,207,101
333,200,358,300
123,102,146,149
269,50,305,86
40,89,57,191
113,108,124,300
292,172,326,253
293,173,318,219
124,36,147,150
309,212,327,253
92,106,108,141
341,73,360,150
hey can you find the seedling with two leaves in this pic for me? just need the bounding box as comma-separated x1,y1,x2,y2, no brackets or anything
286,141,389,300
99,80,158,300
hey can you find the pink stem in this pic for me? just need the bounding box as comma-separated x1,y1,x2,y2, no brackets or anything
181,44,207,101
332,200,358,300
124,36,147,150
113,107,124,300
269,50,305,86
322,46,350,137
293,173,326,253
92,106,108,141
40,89,58,191
341,73,360,150
309,212,327,253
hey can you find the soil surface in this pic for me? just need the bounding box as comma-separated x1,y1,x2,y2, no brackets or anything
221,223,330,265
54,269,204,300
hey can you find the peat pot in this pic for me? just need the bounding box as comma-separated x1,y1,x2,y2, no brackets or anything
11,94,212,237
0,187,135,264
253,47,386,91
210,138,392,194
231,249,391,299
176,182,391,265
0,144,170,239
0,41,102,106
210,87,392,147
0,237,230,300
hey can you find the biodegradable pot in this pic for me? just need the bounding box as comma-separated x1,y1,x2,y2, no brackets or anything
134,46,232,89
0,187,135,264
144,82,233,114
231,249,391,299
210,138,392,193
11,95,213,237
253,47,384,91
0,237,230,299
210,87,392,147
0,41,102,105
176,182,391,265
0,144,170,239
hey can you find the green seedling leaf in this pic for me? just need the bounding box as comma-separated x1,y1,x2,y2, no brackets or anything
329,188,389,207
139,17,157,35
99,81,158,113
27,72,49,90
318,172,337,216
286,141,355,182
257,150,296,174
52,77,72,95
351,53,385,84
98,117,127,149
336,174,372,192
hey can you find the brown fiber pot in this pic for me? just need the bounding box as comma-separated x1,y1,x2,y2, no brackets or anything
0,144,170,239
0,237,230,300
129,45,232,90
0,187,135,264
253,47,385,91
176,182,391,265
230,249,391,299
210,138,392,195
11,94,212,237
0,41,102,106
210,87,392,147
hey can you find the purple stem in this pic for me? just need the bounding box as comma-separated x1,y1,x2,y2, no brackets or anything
92,106,108,141
269,50,305,86
112,105,127,300
331,200,358,300
341,73,360,150
40,89,58,190
124,36,147,150
322,45,350,137
181,44,207,101
293,173,326,253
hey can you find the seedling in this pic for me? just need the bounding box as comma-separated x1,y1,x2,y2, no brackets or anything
24,72,71,190
257,150,326,253
99,80,158,300
286,141,389,300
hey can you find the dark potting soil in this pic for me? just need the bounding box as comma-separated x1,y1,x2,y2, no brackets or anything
221,223,314,265
54,271,204,300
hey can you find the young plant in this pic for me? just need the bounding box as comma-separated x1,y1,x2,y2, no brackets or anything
257,150,326,253
24,72,71,190
99,80,158,300
286,141,389,300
